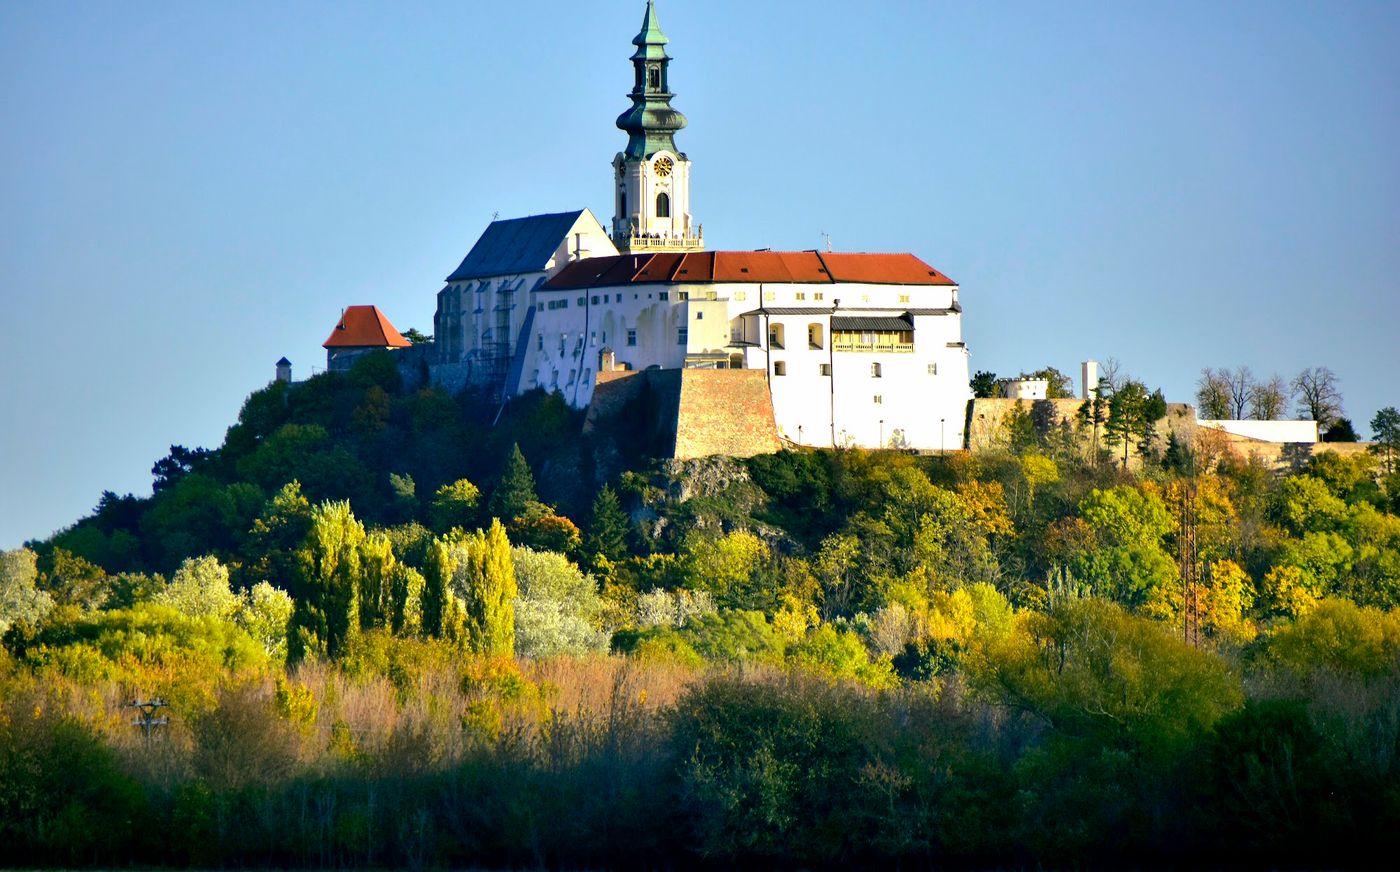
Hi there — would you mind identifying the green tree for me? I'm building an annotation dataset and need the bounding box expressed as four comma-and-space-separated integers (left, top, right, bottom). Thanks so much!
489, 443, 539, 522
1104, 380, 1166, 466
1031, 366, 1075, 399
155, 555, 240, 620
1371, 406, 1400, 473
467, 520, 517, 657
237, 580, 293, 660
288, 501, 365, 661
0, 548, 53, 635
421, 533, 467, 642
430, 478, 480, 532
511, 546, 607, 657
970, 370, 999, 398
356, 531, 398, 630
583, 483, 630, 563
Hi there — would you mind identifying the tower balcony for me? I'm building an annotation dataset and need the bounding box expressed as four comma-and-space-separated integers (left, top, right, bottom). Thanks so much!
614, 227, 705, 253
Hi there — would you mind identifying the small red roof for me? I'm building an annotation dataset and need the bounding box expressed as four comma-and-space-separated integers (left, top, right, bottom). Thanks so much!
323, 305, 413, 349
544, 251, 955, 289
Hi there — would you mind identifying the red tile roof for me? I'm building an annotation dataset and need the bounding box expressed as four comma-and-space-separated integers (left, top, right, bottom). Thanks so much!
323, 305, 413, 349
544, 251, 956, 289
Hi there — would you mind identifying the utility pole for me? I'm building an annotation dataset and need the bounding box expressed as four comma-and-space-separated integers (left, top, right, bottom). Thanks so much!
127, 697, 169, 738
1177, 480, 1201, 648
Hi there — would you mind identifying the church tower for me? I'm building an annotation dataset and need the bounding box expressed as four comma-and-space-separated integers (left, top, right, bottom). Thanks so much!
612, 2, 702, 253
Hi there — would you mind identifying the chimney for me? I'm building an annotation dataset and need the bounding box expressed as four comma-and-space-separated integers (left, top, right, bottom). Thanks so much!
1081, 360, 1099, 399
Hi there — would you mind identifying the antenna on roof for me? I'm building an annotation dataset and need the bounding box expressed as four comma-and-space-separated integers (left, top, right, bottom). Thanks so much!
338, 307, 346, 330
821, 231, 832, 253
492, 211, 500, 221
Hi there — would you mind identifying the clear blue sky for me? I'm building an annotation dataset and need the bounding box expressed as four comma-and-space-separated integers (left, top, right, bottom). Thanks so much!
2, 0, 1397, 548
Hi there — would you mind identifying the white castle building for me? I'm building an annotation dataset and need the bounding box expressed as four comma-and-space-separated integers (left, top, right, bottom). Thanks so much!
432, 2, 971, 451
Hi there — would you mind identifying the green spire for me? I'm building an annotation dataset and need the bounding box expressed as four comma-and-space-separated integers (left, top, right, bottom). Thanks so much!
616, 1, 687, 159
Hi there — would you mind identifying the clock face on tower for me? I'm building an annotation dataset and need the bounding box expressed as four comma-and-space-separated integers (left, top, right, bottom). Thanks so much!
653, 156, 673, 178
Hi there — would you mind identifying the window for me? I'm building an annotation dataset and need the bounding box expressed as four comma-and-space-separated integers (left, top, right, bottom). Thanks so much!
927, 363, 937, 375
678, 326, 688, 344
648, 67, 660, 89
796, 292, 806, 301
656, 192, 670, 218
695, 311, 704, 320
577, 297, 585, 306
627, 328, 637, 346
774, 361, 787, 376
537, 334, 543, 351
764, 290, 776, 301
808, 323, 824, 349
813, 292, 824, 301
820, 363, 831, 376
591, 295, 600, 305
899, 294, 911, 303
871, 362, 882, 378
591, 331, 597, 346
768, 323, 785, 349
874, 395, 883, 404
678, 291, 689, 301
659, 291, 669, 301
735, 291, 747, 301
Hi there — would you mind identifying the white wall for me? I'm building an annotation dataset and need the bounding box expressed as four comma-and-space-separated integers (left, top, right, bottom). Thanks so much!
1199, 419, 1320, 444
524, 279, 970, 451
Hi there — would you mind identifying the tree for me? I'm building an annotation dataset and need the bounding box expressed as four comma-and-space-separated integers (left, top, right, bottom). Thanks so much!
455, 520, 517, 657
1104, 380, 1166, 466
288, 501, 365, 661
489, 443, 539, 522
583, 483, 630, 563
1371, 407, 1400, 473
1224, 365, 1255, 420
1248, 373, 1290, 420
1292, 366, 1344, 429
1322, 418, 1358, 443
0, 548, 53, 635
1195, 368, 1231, 419
356, 531, 398, 630
430, 478, 480, 532
1030, 367, 1074, 399
155, 555, 240, 620
511, 546, 608, 658
237, 581, 294, 660
421, 533, 467, 642
970, 370, 999, 399
401, 327, 432, 345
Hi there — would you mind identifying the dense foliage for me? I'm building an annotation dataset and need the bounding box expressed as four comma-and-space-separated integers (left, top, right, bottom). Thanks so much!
5, 361, 1400, 868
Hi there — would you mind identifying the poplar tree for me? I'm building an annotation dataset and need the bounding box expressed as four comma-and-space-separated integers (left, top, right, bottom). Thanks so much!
422, 533, 467, 642
469, 519, 517, 657
357, 531, 397, 630
289, 500, 365, 661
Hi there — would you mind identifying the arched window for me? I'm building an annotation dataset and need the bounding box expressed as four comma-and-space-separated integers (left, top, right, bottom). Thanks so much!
656, 192, 670, 218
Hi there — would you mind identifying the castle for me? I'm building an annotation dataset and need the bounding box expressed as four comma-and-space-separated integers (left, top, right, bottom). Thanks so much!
322, 2, 974, 456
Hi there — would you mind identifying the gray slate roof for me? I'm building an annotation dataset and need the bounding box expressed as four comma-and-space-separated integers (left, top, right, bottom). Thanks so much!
832, 315, 913, 332
447, 210, 584, 282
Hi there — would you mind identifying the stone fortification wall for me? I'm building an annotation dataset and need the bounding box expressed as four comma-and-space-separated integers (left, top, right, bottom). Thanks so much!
966, 397, 1198, 464
1206, 431, 1375, 471
583, 368, 779, 460
673, 370, 782, 460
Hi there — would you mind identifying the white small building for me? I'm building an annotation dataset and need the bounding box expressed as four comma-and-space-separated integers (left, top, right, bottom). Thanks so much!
1003, 377, 1048, 400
